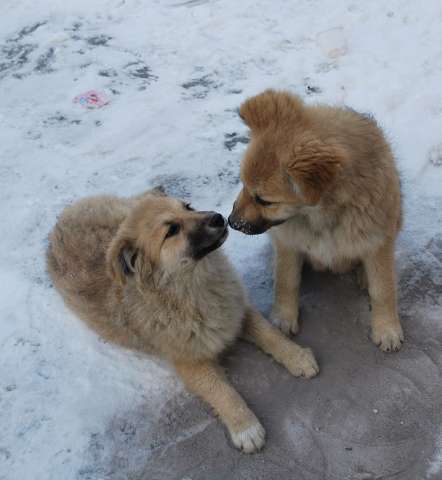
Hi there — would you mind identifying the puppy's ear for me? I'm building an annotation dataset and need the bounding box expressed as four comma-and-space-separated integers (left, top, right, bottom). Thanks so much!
106, 234, 138, 286
285, 139, 348, 204
134, 185, 167, 203
150, 185, 166, 196
239, 90, 304, 132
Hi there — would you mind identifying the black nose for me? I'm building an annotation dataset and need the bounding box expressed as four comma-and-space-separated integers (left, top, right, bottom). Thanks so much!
208, 213, 225, 228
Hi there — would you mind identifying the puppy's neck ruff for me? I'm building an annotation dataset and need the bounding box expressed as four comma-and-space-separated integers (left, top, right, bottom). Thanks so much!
147, 250, 223, 297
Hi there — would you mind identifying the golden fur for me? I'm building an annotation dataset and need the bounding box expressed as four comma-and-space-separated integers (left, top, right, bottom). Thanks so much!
47, 188, 319, 453
229, 90, 404, 352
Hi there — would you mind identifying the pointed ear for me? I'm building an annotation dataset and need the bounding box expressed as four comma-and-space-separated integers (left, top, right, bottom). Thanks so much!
285, 139, 348, 204
134, 185, 167, 203
239, 90, 304, 132
150, 185, 166, 196
106, 234, 138, 286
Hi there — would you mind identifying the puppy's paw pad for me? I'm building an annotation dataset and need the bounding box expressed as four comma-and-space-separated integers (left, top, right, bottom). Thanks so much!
288, 348, 319, 378
371, 325, 404, 352
230, 422, 266, 454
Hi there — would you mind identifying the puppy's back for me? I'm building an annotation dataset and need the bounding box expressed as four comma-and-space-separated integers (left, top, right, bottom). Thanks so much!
309, 105, 391, 158
47, 196, 129, 323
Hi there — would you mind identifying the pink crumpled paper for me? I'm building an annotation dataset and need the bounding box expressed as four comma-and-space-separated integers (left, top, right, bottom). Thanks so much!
74, 90, 109, 108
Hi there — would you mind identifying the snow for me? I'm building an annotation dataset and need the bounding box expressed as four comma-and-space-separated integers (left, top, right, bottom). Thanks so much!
0, 0, 441, 479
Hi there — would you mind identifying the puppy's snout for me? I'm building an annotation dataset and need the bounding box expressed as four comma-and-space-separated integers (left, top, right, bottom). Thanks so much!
228, 210, 243, 230
207, 213, 225, 229
189, 211, 228, 260
227, 212, 270, 235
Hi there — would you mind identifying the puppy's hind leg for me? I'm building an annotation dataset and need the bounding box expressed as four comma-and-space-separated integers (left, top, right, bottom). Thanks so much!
174, 359, 265, 453
242, 308, 319, 378
363, 239, 404, 352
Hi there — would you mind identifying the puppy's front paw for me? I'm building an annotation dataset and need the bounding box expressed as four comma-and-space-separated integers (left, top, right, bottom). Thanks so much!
271, 306, 300, 336
230, 421, 266, 454
371, 322, 404, 352
286, 347, 319, 378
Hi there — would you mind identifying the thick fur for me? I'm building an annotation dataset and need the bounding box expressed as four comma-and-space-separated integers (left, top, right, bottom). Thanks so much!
229, 90, 404, 352
47, 189, 319, 453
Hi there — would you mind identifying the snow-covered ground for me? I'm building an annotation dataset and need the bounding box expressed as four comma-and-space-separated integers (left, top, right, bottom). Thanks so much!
1, 1, 441, 479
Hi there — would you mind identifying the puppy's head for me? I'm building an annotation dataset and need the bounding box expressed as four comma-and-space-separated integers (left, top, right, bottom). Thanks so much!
229, 90, 347, 235
107, 188, 228, 286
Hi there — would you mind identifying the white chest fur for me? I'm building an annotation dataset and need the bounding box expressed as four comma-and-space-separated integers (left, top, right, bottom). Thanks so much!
270, 205, 384, 268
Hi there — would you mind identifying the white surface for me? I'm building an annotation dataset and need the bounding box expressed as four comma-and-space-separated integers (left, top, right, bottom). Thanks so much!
0, 0, 441, 479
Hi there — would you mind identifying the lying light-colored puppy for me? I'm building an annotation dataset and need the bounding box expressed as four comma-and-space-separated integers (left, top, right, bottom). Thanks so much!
47, 188, 319, 453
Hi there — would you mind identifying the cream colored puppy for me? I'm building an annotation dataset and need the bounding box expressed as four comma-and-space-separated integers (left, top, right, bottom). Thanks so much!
47, 188, 319, 453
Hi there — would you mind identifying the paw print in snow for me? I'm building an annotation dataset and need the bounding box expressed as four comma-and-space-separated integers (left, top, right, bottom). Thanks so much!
316, 27, 348, 59
428, 144, 442, 166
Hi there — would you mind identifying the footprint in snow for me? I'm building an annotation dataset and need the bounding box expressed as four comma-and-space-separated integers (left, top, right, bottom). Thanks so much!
428, 144, 442, 167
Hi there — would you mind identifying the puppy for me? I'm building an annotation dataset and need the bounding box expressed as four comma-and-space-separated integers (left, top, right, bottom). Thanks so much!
47, 188, 319, 453
229, 90, 404, 352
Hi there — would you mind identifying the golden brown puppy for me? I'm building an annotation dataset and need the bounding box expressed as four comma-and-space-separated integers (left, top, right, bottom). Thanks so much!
229, 90, 404, 352
47, 188, 319, 453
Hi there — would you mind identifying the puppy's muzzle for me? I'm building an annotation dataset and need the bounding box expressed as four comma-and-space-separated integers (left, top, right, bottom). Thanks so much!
207, 212, 225, 229
228, 212, 285, 235
189, 212, 228, 259
228, 215, 263, 235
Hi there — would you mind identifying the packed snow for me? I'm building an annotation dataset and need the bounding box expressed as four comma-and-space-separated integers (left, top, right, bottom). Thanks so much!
0, 0, 441, 479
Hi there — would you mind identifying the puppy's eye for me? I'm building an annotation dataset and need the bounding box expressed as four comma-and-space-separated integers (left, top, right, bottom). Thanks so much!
184, 203, 194, 211
165, 223, 181, 238
255, 195, 273, 206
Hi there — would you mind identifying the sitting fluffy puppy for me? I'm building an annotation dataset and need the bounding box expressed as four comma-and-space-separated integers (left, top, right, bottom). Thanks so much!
47, 188, 318, 453
229, 90, 404, 352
